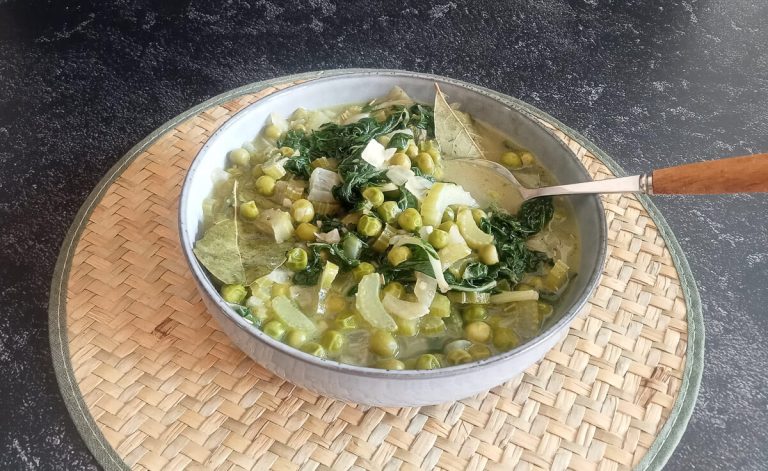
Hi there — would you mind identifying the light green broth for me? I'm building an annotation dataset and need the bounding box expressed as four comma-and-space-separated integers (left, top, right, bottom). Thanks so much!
194, 86, 580, 370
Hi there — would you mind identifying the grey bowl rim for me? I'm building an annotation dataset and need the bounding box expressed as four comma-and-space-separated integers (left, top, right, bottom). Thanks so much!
178, 70, 608, 380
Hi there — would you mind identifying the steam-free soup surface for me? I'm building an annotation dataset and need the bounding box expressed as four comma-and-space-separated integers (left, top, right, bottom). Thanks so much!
193, 86, 579, 370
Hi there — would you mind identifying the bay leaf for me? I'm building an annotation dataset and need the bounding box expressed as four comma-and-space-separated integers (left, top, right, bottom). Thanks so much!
239, 228, 293, 282
433, 84, 485, 160
194, 220, 291, 285
193, 219, 247, 285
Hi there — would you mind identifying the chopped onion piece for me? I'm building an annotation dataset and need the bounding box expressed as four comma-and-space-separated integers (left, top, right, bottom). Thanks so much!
315, 228, 341, 244
270, 112, 289, 133
266, 267, 293, 284
361, 139, 396, 169
383, 294, 429, 320
386, 167, 434, 201
308, 167, 341, 203
382, 273, 437, 322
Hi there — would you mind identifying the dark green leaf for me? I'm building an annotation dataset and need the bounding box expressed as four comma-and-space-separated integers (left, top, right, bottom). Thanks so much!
387, 132, 411, 151
396, 187, 419, 211
379, 243, 436, 284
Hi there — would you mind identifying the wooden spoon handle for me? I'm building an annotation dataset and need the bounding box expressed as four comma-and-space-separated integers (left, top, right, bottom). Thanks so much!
651, 154, 768, 194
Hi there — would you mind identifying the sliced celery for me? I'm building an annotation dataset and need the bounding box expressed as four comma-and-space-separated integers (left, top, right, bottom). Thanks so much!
420, 182, 477, 227
355, 274, 397, 331
271, 296, 316, 333
456, 208, 494, 249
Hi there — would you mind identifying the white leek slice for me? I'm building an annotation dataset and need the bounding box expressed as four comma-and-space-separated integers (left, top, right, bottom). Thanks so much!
420, 182, 478, 226
361, 139, 396, 169
414, 272, 437, 305
355, 274, 397, 331
382, 272, 437, 320
316, 261, 339, 315
308, 167, 341, 203
271, 296, 316, 333
383, 294, 429, 320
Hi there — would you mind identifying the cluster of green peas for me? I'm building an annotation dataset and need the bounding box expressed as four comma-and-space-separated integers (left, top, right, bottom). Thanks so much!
366, 301, 525, 371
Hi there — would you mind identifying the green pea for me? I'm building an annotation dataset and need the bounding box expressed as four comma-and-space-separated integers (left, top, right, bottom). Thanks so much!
220, 284, 247, 304
420, 316, 446, 336
397, 208, 422, 232
229, 148, 251, 166
493, 327, 520, 351
501, 151, 522, 168
369, 329, 398, 357
285, 248, 308, 271
255, 175, 276, 196
389, 152, 411, 168
264, 124, 281, 140
290, 199, 315, 223
286, 330, 307, 348
387, 246, 411, 267
415, 152, 435, 175
295, 222, 318, 242
428, 229, 449, 250
381, 281, 405, 299
362, 187, 385, 208
377, 201, 401, 224
352, 262, 376, 281
446, 349, 473, 366
321, 330, 345, 356
415, 354, 441, 370
520, 151, 535, 166
429, 293, 451, 318
395, 317, 419, 337
376, 358, 406, 370
239, 200, 260, 220
468, 344, 491, 360
465, 321, 492, 343
357, 215, 383, 237
263, 320, 286, 340
462, 304, 487, 322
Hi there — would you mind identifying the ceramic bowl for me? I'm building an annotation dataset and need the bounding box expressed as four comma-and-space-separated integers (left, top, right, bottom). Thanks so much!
179, 71, 606, 406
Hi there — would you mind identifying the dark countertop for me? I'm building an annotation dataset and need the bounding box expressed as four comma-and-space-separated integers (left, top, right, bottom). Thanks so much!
1, 1, 766, 469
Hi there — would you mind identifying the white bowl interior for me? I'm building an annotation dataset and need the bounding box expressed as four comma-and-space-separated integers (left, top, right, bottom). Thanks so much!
181, 73, 604, 359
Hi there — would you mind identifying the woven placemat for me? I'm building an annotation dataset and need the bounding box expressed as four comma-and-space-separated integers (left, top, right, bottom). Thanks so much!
49, 70, 703, 471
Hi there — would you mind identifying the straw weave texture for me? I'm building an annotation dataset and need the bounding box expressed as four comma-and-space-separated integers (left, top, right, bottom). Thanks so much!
65, 85, 687, 471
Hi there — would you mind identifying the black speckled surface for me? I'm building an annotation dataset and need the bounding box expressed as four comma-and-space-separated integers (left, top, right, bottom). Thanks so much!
1, 1, 766, 469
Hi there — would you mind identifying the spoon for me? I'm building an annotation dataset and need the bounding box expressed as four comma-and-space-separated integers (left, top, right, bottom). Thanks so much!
443, 154, 768, 212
